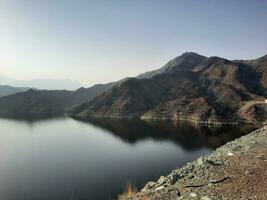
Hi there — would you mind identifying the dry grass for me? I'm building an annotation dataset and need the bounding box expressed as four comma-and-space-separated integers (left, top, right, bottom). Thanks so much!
118, 182, 137, 200
118, 182, 150, 200
124, 182, 138, 197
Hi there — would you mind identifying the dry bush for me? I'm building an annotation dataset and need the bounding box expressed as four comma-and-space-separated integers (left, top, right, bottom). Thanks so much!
118, 182, 150, 200
118, 182, 137, 200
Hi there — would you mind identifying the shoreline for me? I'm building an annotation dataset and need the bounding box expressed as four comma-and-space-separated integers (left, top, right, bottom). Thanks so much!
68, 113, 264, 127
118, 127, 267, 200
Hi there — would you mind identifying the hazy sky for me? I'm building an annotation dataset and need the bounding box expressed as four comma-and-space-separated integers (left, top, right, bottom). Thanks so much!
0, 0, 267, 87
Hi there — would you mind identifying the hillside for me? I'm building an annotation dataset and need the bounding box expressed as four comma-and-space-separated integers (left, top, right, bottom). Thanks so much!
69, 53, 267, 124
0, 81, 118, 115
0, 85, 30, 97
0, 89, 73, 115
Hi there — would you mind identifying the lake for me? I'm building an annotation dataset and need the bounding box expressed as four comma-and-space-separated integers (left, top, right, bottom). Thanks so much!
0, 116, 256, 200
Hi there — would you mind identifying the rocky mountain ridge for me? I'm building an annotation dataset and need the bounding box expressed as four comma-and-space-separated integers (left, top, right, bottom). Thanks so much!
0, 52, 266, 123
69, 53, 267, 124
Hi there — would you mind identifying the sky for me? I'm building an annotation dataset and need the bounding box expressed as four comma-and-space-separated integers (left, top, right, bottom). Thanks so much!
0, 0, 267, 87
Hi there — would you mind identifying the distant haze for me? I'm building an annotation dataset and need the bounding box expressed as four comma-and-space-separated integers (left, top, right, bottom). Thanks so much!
0, 0, 267, 86
0, 74, 81, 90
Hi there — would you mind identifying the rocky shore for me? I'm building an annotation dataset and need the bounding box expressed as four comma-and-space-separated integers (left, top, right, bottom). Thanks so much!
119, 127, 267, 200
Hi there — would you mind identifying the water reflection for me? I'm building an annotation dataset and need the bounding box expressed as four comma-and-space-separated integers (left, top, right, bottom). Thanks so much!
0, 114, 65, 124
73, 117, 256, 149
0, 116, 257, 200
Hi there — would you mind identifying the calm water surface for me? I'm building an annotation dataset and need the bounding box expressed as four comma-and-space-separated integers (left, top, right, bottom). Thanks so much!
0, 116, 255, 200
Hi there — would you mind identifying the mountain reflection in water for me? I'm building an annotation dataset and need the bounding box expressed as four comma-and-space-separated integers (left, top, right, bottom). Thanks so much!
75, 117, 256, 150
0, 116, 256, 200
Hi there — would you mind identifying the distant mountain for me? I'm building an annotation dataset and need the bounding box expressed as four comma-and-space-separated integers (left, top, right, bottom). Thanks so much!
0, 80, 120, 115
0, 85, 30, 97
0, 74, 81, 90
69, 52, 267, 124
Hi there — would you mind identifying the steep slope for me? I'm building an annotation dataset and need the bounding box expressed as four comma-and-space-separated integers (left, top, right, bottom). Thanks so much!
70, 53, 267, 124
0, 85, 30, 97
245, 54, 267, 95
141, 83, 218, 122
69, 70, 199, 117
70, 78, 168, 117
143, 56, 267, 122
199, 58, 263, 113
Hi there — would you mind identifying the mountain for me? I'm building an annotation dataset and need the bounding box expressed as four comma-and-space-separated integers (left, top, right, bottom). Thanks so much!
69, 53, 267, 124
0, 89, 73, 115
244, 54, 267, 94
137, 52, 207, 79
0, 81, 119, 115
0, 85, 30, 97
0, 74, 81, 90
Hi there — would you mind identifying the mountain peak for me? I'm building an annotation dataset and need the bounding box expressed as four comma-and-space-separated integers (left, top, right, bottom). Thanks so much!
169, 51, 206, 63
137, 52, 207, 79
181, 52, 203, 57
162, 52, 207, 71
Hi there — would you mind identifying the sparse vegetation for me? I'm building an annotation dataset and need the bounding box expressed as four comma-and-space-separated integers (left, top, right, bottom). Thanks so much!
118, 182, 138, 200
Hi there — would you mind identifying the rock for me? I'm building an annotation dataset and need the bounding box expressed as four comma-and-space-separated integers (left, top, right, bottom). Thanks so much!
170, 173, 179, 184
206, 159, 224, 166
141, 181, 156, 192
157, 176, 166, 185
146, 181, 156, 188
174, 182, 184, 194
197, 156, 204, 166
245, 171, 252, 175
189, 175, 194, 179
154, 185, 165, 191
201, 196, 212, 200
227, 151, 234, 156
256, 154, 264, 159
190, 193, 198, 198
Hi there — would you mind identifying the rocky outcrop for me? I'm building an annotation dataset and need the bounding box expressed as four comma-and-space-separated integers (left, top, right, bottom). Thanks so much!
119, 127, 267, 200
